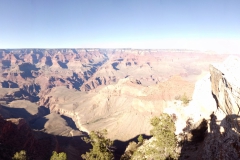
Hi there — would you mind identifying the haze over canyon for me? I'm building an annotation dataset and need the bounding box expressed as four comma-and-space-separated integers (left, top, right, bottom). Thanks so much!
0, 48, 239, 159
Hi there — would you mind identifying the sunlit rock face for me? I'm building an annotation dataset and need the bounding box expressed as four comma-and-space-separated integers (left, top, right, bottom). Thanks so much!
199, 56, 240, 160
162, 57, 240, 160
164, 74, 217, 135
210, 56, 240, 115
168, 56, 240, 136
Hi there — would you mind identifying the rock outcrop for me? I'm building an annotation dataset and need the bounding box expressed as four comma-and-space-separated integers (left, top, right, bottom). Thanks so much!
141, 56, 240, 160
178, 56, 240, 160
203, 56, 240, 160
210, 56, 240, 115
0, 116, 89, 160
0, 100, 47, 122
164, 74, 218, 135
0, 117, 52, 159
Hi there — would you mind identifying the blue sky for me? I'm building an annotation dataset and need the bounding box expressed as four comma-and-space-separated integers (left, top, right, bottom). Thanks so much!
0, 0, 240, 53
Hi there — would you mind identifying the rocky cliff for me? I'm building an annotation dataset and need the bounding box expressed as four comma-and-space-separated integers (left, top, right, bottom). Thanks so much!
131, 56, 240, 160
0, 115, 90, 160
182, 56, 240, 159
178, 56, 240, 160
210, 56, 240, 115
0, 117, 52, 159
205, 56, 240, 160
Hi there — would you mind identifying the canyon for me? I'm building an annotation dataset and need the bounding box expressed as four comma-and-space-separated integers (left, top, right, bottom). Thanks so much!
0, 48, 238, 159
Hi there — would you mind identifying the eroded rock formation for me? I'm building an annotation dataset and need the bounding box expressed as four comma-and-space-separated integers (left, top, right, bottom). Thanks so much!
39, 77, 194, 141
178, 56, 240, 160
210, 56, 240, 115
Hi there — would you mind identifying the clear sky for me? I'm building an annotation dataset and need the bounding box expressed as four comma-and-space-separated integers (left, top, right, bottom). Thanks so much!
0, 0, 240, 53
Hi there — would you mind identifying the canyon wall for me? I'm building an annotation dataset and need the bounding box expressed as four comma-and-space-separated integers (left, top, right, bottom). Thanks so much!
210, 56, 240, 116
180, 56, 240, 159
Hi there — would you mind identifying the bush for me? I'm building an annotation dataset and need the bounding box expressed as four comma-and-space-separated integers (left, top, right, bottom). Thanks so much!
12, 150, 26, 160
180, 93, 190, 105
132, 113, 178, 160
50, 151, 67, 160
120, 142, 138, 160
81, 129, 114, 160
137, 135, 144, 144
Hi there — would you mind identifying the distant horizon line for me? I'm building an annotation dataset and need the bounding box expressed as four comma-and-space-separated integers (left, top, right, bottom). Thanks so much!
0, 48, 206, 51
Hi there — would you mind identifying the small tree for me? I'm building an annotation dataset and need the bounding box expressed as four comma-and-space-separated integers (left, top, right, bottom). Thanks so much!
137, 135, 144, 144
132, 113, 178, 160
12, 150, 26, 160
180, 93, 190, 105
81, 129, 114, 160
50, 151, 67, 160
120, 142, 138, 160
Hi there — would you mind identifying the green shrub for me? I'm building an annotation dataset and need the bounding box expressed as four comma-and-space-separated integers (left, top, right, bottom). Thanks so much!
50, 151, 67, 160
12, 150, 26, 160
132, 113, 178, 160
180, 93, 190, 105
120, 141, 138, 160
81, 129, 114, 160
137, 135, 144, 144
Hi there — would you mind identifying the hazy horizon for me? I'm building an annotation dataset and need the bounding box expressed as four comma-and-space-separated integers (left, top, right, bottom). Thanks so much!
1, 0, 240, 54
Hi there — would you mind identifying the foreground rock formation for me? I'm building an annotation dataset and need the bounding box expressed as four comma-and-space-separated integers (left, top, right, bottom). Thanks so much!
205, 56, 240, 160
162, 56, 240, 160
0, 115, 90, 160
0, 117, 53, 159
210, 56, 240, 115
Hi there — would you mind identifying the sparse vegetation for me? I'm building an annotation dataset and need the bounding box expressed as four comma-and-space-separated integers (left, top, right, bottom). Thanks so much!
50, 151, 67, 160
120, 142, 138, 160
131, 113, 178, 160
81, 129, 114, 160
120, 138, 145, 160
175, 93, 191, 105
137, 134, 144, 144
180, 93, 190, 105
12, 150, 26, 160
